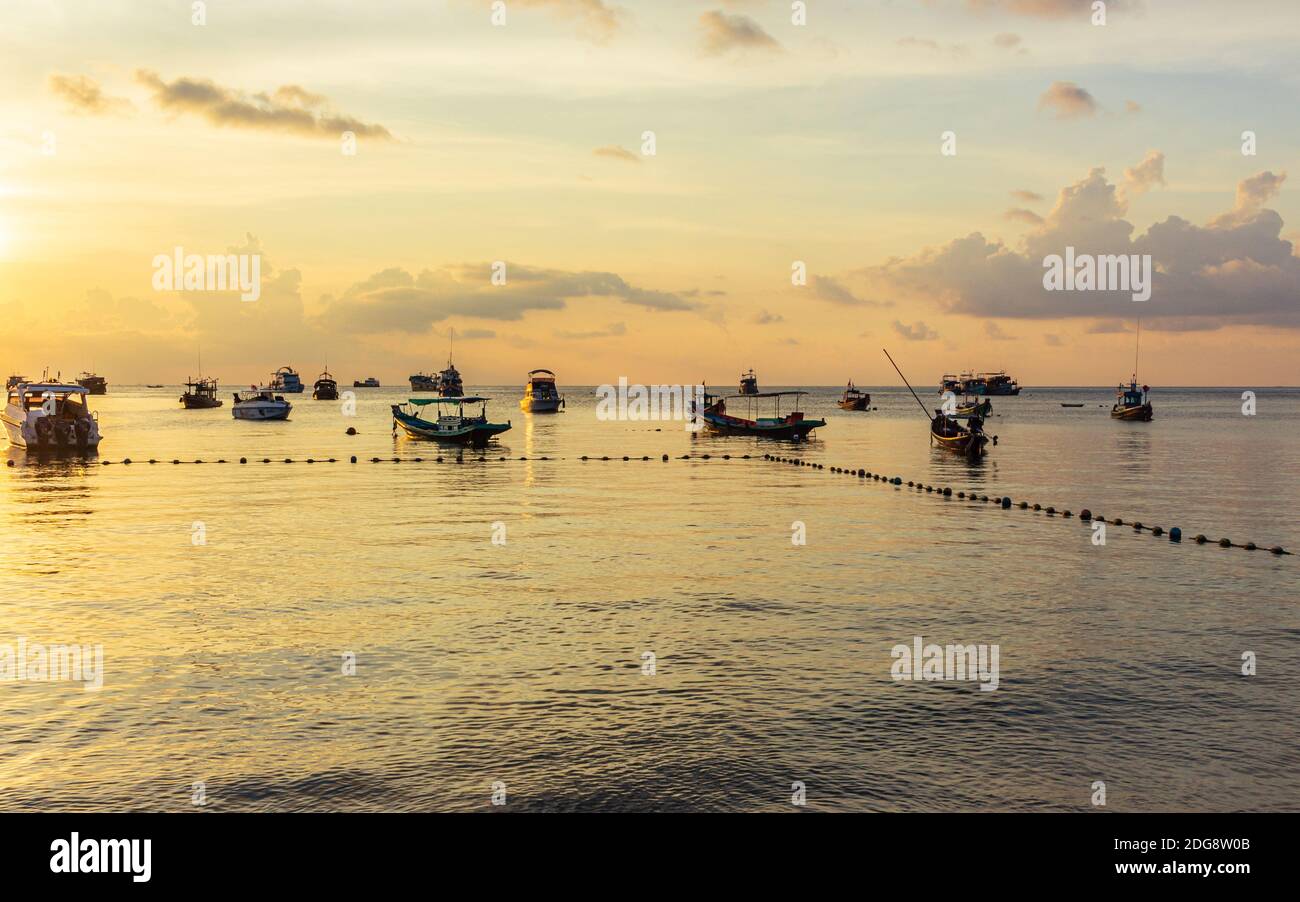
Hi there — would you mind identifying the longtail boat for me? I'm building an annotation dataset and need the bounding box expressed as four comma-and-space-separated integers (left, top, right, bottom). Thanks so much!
930, 412, 990, 458
699, 390, 824, 440
838, 381, 870, 411
392, 396, 511, 448
955, 397, 992, 417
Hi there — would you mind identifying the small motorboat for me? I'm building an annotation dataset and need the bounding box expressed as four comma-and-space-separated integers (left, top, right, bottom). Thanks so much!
232, 387, 292, 420
3, 377, 103, 450
76, 372, 107, 394
269, 366, 305, 393
1111, 378, 1153, 421
312, 370, 339, 400
353, 377, 381, 388
838, 381, 870, 411
738, 368, 759, 396
519, 369, 564, 413
392, 396, 510, 448
698, 390, 825, 440
180, 377, 223, 409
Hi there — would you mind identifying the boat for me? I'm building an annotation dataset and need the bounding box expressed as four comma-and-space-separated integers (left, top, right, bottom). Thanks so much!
956, 397, 992, 417
353, 377, 381, 388
391, 396, 511, 448
269, 366, 304, 393
231, 387, 292, 420
1111, 378, 1153, 421
1061, 402, 1085, 408
519, 369, 564, 413
964, 371, 1020, 396
3, 377, 102, 450
312, 370, 339, 400
930, 411, 990, 457
76, 372, 108, 394
698, 390, 825, 440
409, 372, 438, 391
939, 374, 963, 394
146, 384, 165, 389
430, 328, 465, 397
180, 377, 223, 409
838, 381, 870, 411
739, 369, 759, 396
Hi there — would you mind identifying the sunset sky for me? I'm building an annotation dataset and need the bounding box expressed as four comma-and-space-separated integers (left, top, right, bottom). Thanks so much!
1, 0, 1297, 386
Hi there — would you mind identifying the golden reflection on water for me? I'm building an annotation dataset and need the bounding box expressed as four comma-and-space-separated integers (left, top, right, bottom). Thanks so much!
1, 387, 1297, 810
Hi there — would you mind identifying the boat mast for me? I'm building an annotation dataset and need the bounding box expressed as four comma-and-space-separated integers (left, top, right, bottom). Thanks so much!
1134, 316, 1141, 381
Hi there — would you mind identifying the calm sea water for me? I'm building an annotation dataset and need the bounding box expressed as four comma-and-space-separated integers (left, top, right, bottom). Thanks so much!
2, 384, 1297, 811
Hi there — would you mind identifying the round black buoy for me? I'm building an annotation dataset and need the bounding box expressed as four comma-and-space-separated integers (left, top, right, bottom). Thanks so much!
1080, 509, 1091, 520
859, 469, 866, 478
1018, 501, 1028, 510
240, 457, 247, 464
1151, 526, 1163, 536
662, 454, 669, 461
123, 458, 132, 465
307, 458, 314, 464
958, 491, 965, 498
1045, 506, 1056, 515
1063, 511, 1072, 518
1195, 534, 1207, 544
263, 458, 270, 463
943, 487, 952, 496
1244, 541, 1256, 550
5, 460, 12, 467
623, 456, 629, 461
350, 456, 357, 463
1270, 546, 1285, 555
1169, 527, 1182, 542
1219, 538, 1232, 547
1113, 517, 1124, 526
1032, 504, 1041, 511
1133, 522, 1143, 531
346, 427, 357, 435
285, 459, 294, 464
1000, 497, 1011, 509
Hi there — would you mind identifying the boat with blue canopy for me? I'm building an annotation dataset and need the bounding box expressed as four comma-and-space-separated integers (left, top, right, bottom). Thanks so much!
391, 396, 511, 448
698, 390, 825, 440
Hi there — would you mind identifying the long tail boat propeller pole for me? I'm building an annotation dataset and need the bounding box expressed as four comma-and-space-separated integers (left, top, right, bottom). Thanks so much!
882, 348, 933, 420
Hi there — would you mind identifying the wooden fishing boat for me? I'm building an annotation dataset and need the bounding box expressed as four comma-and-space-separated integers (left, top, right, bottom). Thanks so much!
391, 396, 511, 448
1111, 379, 1152, 421
955, 397, 992, 417
838, 381, 870, 411
930, 412, 990, 457
699, 391, 825, 440
180, 376, 222, 409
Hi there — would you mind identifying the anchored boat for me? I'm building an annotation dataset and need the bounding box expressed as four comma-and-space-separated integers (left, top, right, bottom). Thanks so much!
353, 377, 380, 388
955, 397, 992, 418
520, 369, 564, 413
232, 387, 292, 420
699, 390, 825, 440
3, 377, 103, 450
312, 370, 339, 400
391, 396, 511, 448
180, 377, 223, 409
838, 381, 870, 411
930, 412, 990, 458
409, 372, 438, 391
269, 366, 304, 393
738, 368, 759, 396
76, 371, 108, 394
1111, 378, 1153, 421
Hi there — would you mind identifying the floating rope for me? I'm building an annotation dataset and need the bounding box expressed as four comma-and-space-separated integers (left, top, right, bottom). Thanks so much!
762, 454, 1290, 556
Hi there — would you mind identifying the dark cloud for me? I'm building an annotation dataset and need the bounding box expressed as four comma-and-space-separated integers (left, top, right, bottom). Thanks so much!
811, 275, 886, 307
48, 74, 134, 115
1038, 81, 1097, 119
1011, 189, 1043, 203
134, 70, 392, 141
893, 320, 940, 341
856, 161, 1300, 329
324, 264, 698, 334
593, 145, 639, 163
699, 11, 780, 55
1003, 208, 1044, 225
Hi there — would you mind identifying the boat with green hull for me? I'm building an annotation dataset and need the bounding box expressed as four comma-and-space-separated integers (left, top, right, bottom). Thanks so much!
699, 390, 825, 440
391, 396, 511, 448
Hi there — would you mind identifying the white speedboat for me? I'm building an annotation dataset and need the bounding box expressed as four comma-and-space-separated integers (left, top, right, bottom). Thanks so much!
231, 387, 292, 420
3, 379, 103, 450
519, 369, 564, 413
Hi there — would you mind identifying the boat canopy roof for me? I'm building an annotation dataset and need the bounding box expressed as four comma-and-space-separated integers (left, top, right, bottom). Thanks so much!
527, 369, 555, 377
14, 382, 89, 394
408, 396, 490, 405
723, 390, 808, 399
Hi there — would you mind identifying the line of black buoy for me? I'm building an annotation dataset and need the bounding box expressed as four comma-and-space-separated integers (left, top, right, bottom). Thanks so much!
20, 452, 755, 469
761, 454, 1290, 556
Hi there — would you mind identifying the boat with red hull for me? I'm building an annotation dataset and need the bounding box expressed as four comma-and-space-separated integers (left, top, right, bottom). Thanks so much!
699, 390, 825, 440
